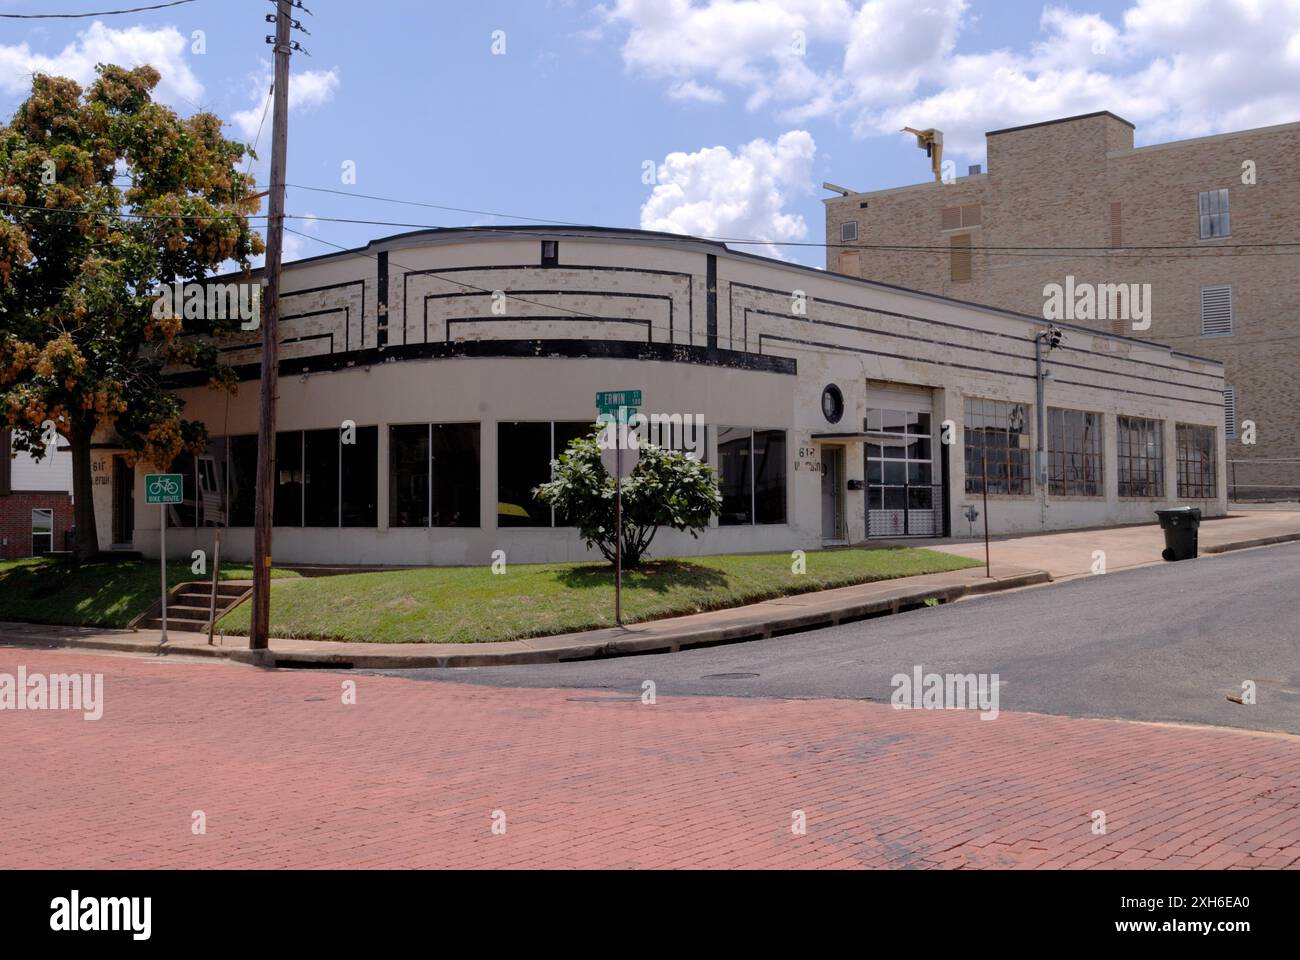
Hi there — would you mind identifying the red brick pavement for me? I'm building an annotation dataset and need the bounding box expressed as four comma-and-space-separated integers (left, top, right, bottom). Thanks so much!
1, 647, 1298, 869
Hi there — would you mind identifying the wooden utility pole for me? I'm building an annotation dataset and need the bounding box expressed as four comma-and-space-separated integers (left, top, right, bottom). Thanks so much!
249, 0, 294, 650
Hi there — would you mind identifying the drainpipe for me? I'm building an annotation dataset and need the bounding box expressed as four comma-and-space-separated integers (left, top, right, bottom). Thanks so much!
1035, 326, 1062, 525
1036, 332, 1047, 488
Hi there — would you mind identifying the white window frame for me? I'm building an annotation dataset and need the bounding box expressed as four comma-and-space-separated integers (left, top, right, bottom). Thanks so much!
1198, 188, 1230, 239
840, 220, 858, 242
31, 507, 54, 555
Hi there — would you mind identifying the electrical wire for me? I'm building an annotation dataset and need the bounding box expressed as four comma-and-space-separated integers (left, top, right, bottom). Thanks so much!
0, 0, 197, 18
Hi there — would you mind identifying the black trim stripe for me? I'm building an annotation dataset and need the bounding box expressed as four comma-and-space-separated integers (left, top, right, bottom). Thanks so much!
164, 338, 796, 388
741, 305, 1221, 403
757, 333, 1223, 410
730, 281, 1223, 385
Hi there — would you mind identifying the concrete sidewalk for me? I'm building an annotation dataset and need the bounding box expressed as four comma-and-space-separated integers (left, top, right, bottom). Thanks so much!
900, 509, 1300, 580
0, 564, 1048, 669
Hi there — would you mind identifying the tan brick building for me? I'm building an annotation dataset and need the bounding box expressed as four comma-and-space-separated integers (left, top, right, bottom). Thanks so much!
825, 111, 1300, 498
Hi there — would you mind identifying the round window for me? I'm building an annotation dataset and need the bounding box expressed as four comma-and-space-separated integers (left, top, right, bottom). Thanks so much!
821, 384, 845, 424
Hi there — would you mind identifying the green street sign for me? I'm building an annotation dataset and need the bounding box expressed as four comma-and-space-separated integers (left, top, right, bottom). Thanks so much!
145, 473, 184, 505
596, 389, 641, 413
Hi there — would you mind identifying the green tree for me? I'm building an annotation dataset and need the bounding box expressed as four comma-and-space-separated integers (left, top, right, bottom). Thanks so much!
0, 65, 263, 561
534, 427, 721, 567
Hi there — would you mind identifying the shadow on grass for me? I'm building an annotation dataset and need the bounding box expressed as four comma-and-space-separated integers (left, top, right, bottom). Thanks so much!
553, 559, 731, 594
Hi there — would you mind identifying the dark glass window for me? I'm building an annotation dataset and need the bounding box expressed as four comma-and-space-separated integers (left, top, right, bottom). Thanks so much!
167, 450, 197, 528
1117, 416, 1164, 497
552, 422, 595, 528
1176, 423, 1217, 499
341, 426, 378, 527
431, 423, 480, 527
753, 429, 787, 524
964, 398, 1032, 495
1047, 408, 1102, 497
273, 431, 303, 526
303, 428, 340, 527
389, 425, 430, 528
228, 435, 258, 527
717, 426, 752, 525
197, 442, 226, 528
498, 422, 552, 527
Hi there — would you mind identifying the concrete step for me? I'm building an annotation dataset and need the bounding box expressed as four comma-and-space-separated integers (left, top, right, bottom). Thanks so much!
141, 617, 209, 632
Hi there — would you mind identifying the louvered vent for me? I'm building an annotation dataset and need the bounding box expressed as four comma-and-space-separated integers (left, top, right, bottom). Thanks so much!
1201, 285, 1233, 336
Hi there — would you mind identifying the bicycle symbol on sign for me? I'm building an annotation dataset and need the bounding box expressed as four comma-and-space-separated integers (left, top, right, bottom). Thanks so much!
148, 476, 180, 498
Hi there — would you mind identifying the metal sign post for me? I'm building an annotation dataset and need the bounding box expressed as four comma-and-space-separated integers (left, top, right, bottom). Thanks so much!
145, 473, 184, 644
981, 453, 991, 579
597, 391, 641, 628
616, 441, 622, 625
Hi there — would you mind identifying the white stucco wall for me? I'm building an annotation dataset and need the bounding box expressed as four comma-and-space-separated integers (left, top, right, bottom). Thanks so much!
120, 228, 1227, 564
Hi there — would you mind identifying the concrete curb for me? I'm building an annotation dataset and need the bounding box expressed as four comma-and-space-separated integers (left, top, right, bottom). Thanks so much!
1200, 531, 1300, 554
1, 569, 1050, 670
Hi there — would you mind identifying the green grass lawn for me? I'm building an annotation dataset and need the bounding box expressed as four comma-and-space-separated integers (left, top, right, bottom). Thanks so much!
217, 547, 981, 644
0, 557, 298, 629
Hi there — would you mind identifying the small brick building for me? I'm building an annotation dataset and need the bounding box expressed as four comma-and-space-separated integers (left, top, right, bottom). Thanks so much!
0, 429, 75, 560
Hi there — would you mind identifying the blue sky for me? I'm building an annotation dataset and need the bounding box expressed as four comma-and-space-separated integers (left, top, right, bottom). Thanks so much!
2, 0, 1298, 268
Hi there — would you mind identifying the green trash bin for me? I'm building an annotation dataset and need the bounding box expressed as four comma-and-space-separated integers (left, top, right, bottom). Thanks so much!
1155, 506, 1201, 561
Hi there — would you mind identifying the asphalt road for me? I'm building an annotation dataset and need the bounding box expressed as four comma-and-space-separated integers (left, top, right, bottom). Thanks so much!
374, 541, 1300, 734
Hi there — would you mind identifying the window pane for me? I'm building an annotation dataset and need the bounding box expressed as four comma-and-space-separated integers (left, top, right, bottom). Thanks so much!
389, 425, 430, 528
228, 435, 258, 527
881, 409, 909, 434
753, 430, 786, 524
304, 428, 340, 527
964, 397, 1032, 495
198, 441, 228, 528
166, 451, 197, 528
273, 431, 303, 527
717, 427, 752, 525
1117, 416, 1164, 497
552, 422, 595, 527
498, 422, 552, 527
341, 425, 378, 527
431, 423, 480, 527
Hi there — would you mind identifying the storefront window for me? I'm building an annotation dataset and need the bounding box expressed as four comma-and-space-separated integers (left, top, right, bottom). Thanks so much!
1117, 416, 1163, 497
964, 398, 1032, 495
1176, 423, 1217, 499
1047, 408, 1102, 497
718, 427, 787, 526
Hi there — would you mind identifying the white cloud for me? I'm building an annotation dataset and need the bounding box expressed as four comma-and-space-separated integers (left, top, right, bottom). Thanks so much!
230, 65, 340, 143
0, 21, 203, 105
667, 79, 727, 103
607, 0, 1300, 156
640, 130, 816, 258
606, 0, 852, 117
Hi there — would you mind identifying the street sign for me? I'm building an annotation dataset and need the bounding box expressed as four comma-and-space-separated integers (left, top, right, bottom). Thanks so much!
144, 473, 182, 645
603, 406, 638, 422
145, 473, 183, 505
596, 389, 641, 413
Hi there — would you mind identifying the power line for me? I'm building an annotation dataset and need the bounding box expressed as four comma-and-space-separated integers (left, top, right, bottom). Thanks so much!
0, 0, 197, 17
281, 182, 1300, 254
286, 215, 1300, 259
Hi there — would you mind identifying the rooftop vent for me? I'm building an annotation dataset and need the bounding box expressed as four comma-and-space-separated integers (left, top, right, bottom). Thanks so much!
968, 164, 982, 175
